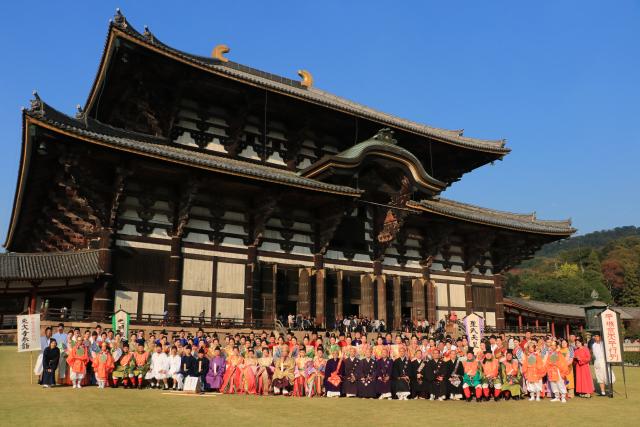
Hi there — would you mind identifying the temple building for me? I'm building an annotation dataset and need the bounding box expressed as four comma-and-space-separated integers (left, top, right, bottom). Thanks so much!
0, 11, 575, 330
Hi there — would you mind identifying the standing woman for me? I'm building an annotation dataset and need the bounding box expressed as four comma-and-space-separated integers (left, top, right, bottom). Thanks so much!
42, 339, 60, 388
573, 338, 595, 397
220, 346, 243, 394
559, 339, 575, 398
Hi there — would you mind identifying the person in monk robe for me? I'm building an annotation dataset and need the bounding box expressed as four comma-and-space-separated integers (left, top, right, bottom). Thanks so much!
342, 346, 359, 397
195, 348, 210, 391
409, 349, 429, 399
375, 348, 393, 399
42, 339, 60, 388
445, 350, 464, 400
392, 345, 411, 400
206, 346, 225, 392
500, 350, 522, 400
67, 338, 89, 389
356, 347, 377, 398
426, 349, 449, 401
272, 346, 295, 395
573, 338, 595, 397
324, 348, 344, 398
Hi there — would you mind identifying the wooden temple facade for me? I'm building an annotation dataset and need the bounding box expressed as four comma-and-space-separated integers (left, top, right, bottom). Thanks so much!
0, 11, 575, 330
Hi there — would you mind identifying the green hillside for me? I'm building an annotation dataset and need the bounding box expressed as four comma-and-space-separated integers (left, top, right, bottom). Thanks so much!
506, 226, 640, 308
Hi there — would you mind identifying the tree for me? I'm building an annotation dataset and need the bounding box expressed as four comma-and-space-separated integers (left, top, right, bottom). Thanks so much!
621, 267, 640, 307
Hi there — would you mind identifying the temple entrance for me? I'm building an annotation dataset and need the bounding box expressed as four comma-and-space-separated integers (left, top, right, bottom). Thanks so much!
275, 267, 298, 320
346, 304, 360, 317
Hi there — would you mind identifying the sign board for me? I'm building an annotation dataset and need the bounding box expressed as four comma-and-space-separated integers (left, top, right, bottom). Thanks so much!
600, 308, 622, 363
183, 376, 202, 393
112, 309, 130, 339
17, 314, 41, 353
462, 312, 484, 349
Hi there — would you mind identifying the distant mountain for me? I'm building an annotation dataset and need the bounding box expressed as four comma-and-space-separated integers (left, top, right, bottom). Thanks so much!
535, 226, 640, 258
506, 226, 640, 312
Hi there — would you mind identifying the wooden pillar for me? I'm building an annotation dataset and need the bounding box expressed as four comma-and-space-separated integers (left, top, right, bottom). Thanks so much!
360, 274, 374, 319
423, 268, 436, 325
493, 274, 506, 329
314, 254, 325, 328
464, 271, 473, 314
535, 318, 539, 329
244, 245, 258, 322
166, 236, 182, 322
551, 320, 556, 337
29, 284, 38, 314
272, 263, 278, 321
565, 323, 570, 338
393, 276, 402, 330
412, 278, 426, 321
373, 261, 385, 322
518, 314, 523, 331
298, 267, 311, 317
579, 324, 584, 332
92, 228, 114, 315
336, 271, 344, 320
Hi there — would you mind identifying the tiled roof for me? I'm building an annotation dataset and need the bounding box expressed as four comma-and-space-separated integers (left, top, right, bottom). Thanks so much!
506, 297, 635, 320
24, 100, 362, 197
409, 198, 575, 235
95, 15, 509, 155
0, 250, 103, 281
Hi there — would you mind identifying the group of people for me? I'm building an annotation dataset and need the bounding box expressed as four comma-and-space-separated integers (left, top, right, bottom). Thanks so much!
37, 322, 613, 403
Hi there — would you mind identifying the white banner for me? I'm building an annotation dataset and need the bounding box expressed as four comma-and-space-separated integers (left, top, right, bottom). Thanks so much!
17, 314, 41, 353
601, 308, 622, 363
463, 312, 484, 349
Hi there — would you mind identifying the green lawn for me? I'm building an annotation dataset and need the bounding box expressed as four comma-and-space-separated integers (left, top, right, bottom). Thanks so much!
0, 346, 638, 426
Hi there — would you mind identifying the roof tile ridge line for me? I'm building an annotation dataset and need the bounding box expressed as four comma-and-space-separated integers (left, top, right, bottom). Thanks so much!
429, 198, 571, 226
112, 21, 509, 152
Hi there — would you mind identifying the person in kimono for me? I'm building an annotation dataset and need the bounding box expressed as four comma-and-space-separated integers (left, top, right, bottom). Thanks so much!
375, 347, 393, 399
272, 346, 295, 395
356, 347, 377, 398
206, 346, 225, 392
293, 344, 311, 397
256, 347, 274, 395
93, 341, 115, 389
544, 341, 569, 403
42, 338, 60, 388
221, 346, 243, 394
238, 349, 257, 395
146, 343, 170, 389
131, 342, 150, 389
392, 345, 411, 400
462, 348, 483, 402
500, 350, 522, 400
522, 343, 544, 401
445, 350, 464, 400
481, 350, 502, 401
342, 346, 359, 397
426, 349, 449, 401
409, 349, 428, 399
112, 342, 135, 388
179, 345, 198, 385
168, 345, 183, 390
574, 338, 595, 397
67, 338, 89, 389
324, 348, 344, 397
306, 347, 326, 397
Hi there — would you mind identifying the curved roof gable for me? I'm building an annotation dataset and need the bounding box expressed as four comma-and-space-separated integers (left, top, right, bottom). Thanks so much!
300, 129, 447, 195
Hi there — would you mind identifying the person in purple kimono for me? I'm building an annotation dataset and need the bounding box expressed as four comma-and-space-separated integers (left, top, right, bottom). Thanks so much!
375, 347, 393, 399
206, 347, 225, 392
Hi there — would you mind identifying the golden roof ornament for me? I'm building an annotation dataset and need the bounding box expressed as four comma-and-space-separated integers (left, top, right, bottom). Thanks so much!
298, 70, 313, 88
212, 44, 230, 63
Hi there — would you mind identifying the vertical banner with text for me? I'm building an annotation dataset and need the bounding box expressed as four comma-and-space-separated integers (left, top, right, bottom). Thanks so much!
17, 314, 41, 353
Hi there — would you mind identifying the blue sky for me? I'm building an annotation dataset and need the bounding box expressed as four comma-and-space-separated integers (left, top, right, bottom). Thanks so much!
1, 1, 638, 245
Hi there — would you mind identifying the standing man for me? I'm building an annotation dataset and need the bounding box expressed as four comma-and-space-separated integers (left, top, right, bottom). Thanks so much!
392, 346, 411, 400
591, 332, 614, 396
